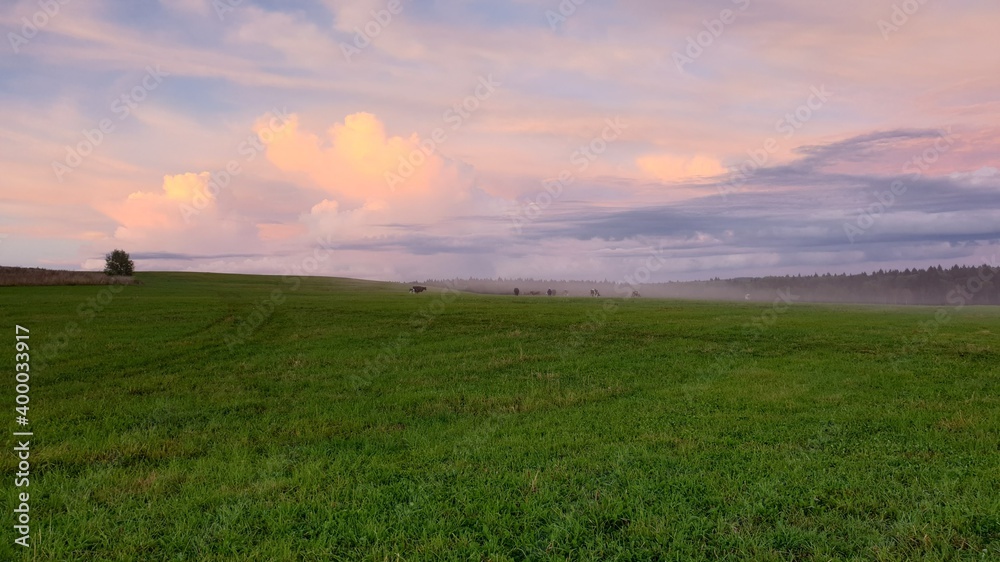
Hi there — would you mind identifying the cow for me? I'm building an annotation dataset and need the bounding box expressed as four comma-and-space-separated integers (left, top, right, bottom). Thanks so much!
528, 291, 541, 296
546, 289, 554, 296
409, 286, 427, 293
590, 289, 601, 297
562, 290, 569, 296
631, 291, 641, 298
514, 288, 520, 296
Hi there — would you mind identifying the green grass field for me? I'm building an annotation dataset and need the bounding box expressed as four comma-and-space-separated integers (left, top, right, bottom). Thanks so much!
2, 272, 999, 560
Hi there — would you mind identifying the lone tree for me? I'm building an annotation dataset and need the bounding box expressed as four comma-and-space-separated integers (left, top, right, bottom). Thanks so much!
104, 249, 134, 276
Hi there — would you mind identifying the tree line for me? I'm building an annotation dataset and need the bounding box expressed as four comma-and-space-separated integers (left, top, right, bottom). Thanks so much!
421, 263, 1000, 306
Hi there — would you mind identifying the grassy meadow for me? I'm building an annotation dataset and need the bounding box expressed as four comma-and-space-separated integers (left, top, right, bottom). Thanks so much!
1, 272, 998, 560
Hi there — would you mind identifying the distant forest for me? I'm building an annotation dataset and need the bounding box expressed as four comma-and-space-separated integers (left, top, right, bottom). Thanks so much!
421, 264, 1000, 306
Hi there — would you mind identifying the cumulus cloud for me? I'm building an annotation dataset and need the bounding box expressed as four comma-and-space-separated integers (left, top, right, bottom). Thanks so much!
258, 111, 502, 240
102, 172, 213, 235
97, 172, 259, 255
257, 112, 444, 199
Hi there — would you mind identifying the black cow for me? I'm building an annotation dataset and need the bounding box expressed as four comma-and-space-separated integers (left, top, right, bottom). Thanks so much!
409, 286, 427, 293
514, 288, 520, 296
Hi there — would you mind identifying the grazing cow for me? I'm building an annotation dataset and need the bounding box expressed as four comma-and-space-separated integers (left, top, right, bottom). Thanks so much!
409, 286, 427, 293
546, 289, 554, 296
631, 291, 641, 298
514, 288, 520, 296
528, 291, 541, 296
590, 289, 601, 297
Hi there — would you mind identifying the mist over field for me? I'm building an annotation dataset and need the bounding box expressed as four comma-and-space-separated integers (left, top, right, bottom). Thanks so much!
425, 263, 1000, 306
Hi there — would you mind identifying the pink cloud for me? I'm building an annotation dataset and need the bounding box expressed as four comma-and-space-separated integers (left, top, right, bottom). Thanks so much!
96, 172, 259, 255
259, 112, 503, 240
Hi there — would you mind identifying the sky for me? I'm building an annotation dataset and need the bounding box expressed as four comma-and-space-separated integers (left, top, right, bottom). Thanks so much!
1, 0, 998, 283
